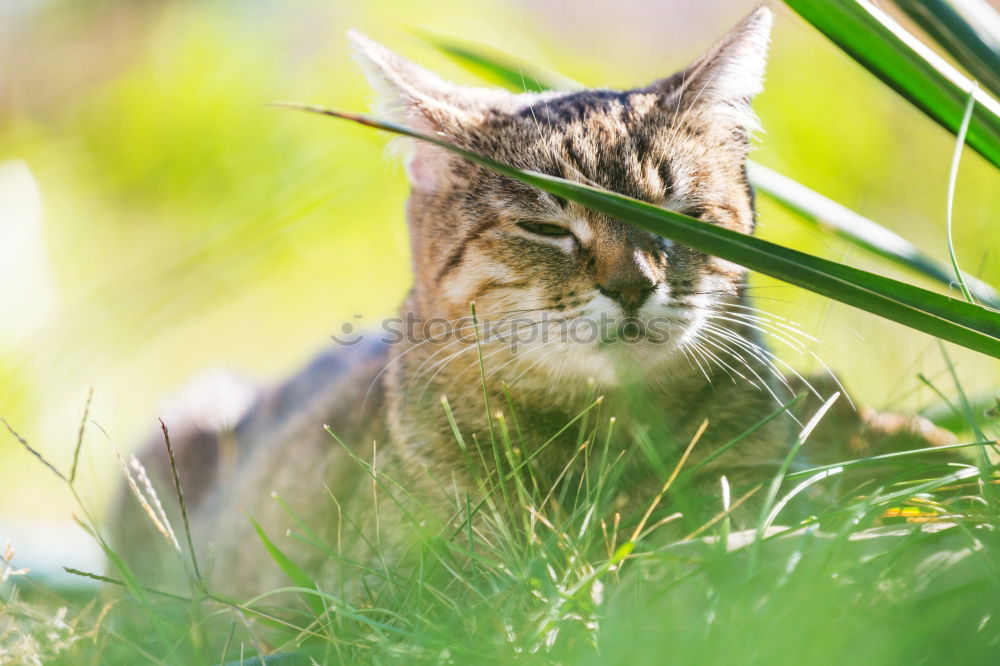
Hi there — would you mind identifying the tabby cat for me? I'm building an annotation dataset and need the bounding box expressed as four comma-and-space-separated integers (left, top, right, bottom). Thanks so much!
117, 7, 952, 598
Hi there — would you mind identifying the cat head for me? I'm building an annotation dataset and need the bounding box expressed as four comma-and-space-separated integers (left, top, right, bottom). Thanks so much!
353, 8, 771, 388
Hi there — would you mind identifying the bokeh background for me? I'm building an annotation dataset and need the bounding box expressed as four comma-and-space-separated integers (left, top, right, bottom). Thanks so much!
2, 0, 998, 568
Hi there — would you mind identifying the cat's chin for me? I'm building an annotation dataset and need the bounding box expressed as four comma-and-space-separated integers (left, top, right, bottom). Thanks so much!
504, 336, 690, 391
597, 339, 690, 379
481, 310, 703, 391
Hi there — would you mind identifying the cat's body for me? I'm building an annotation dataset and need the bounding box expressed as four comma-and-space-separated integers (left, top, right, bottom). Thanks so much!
120, 334, 787, 599
115, 8, 953, 599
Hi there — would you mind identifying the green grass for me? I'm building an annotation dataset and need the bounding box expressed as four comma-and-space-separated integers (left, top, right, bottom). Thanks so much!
2, 360, 999, 665
3, 1, 1000, 664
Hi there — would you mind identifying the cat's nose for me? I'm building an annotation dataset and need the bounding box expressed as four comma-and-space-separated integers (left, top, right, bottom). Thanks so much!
597, 276, 656, 310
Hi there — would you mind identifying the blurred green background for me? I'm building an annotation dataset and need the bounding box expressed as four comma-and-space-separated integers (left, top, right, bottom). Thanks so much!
1, 0, 998, 554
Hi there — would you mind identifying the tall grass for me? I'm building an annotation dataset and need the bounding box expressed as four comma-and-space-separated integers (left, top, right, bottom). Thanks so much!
3, 1, 1000, 664
2, 344, 998, 664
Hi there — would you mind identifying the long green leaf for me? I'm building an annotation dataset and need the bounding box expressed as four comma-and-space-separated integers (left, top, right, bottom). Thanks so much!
420, 33, 1000, 307
276, 103, 1000, 358
921, 390, 999, 432
250, 516, 325, 618
747, 162, 1000, 309
784, 0, 1000, 170
894, 0, 1000, 101
949, 0, 1000, 50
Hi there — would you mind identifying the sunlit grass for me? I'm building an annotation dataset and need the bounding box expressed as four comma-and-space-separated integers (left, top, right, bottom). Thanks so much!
2, 357, 998, 664
3, 0, 1000, 664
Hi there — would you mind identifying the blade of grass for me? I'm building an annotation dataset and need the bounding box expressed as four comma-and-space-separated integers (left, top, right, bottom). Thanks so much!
494, 410, 531, 536
218, 620, 236, 666
629, 419, 709, 545
2, 417, 68, 482
469, 301, 512, 521
921, 390, 999, 431
682, 484, 762, 541
160, 419, 203, 587
945, 84, 978, 303
763, 466, 844, 530
62, 567, 194, 603
683, 393, 805, 479
275, 104, 1000, 358
73, 516, 178, 648
240, 587, 417, 638
785, 438, 996, 480
783, 0, 1000, 170
869, 464, 980, 506
937, 342, 999, 505
950, 0, 1000, 50
748, 393, 840, 574
894, 0, 1000, 100
69, 387, 93, 484
249, 517, 325, 618
747, 162, 1000, 308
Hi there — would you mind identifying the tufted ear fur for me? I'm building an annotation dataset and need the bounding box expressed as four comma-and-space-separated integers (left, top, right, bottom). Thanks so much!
349, 31, 468, 191
349, 31, 520, 191
349, 31, 472, 132
651, 7, 772, 138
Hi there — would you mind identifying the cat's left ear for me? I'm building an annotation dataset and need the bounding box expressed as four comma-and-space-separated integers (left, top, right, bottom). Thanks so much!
652, 7, 772, 137
349, 31, 497, 190
349, 31, 474, 136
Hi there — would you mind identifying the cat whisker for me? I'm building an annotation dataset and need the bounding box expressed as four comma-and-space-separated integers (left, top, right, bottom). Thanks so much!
691, 332, 764, 390
714, 306, 819, 344
503, 338, 567, 388
702, 319, 812, 392
407, 316, 548, 384
364, 312, 554, 408
484, 320, 567, 381
698, 333, 784, 404
414, 342, 503, 403
689, 338, 753, 388
703, 307, 852, 409
677, 344, 704, 382
680, 337, 714, 385
699, 325, 800, 409
412, 317, 564, 399
700, 320, 852, 413
703, 312, 810, 354
407, 338, 475, 388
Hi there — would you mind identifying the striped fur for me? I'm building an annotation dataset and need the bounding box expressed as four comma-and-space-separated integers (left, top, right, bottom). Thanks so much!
115, 9, 954, 600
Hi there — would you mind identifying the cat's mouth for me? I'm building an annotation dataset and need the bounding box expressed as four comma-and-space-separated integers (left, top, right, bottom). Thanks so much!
591, 311, 691, 349
597, 319, 648, 347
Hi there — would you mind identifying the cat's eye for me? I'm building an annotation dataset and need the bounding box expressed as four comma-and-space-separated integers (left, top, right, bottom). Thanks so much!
517, 221, 573, 237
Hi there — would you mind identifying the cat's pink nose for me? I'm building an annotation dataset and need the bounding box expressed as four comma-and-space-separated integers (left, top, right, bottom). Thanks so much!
597, 277, 656, 310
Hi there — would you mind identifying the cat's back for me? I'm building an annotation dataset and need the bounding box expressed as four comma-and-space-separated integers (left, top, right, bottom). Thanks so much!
115, 336, 391, 593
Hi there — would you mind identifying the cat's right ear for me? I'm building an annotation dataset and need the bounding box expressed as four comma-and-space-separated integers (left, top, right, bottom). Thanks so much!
349, 31, 471, 190
651, 7, 772, 139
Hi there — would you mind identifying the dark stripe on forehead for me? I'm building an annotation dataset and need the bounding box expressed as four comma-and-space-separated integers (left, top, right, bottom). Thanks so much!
472, 278, 532, 301
520, 89, 631, 125
435, 219, 501, 282
562, 135, 589, 175
658, 162, 674, 199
